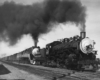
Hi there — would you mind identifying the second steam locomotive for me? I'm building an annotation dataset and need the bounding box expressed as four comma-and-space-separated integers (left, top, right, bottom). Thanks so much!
2, 32, 98, 71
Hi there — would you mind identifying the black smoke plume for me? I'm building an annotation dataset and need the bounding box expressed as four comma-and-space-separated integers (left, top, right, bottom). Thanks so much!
0, 0, 86, 45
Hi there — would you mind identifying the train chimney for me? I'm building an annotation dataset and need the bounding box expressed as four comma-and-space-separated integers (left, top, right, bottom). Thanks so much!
80, 32, 86, 39
34, 39, 38, 47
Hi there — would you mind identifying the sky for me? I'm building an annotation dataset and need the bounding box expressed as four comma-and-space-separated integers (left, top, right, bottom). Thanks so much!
0, 0, 100, 58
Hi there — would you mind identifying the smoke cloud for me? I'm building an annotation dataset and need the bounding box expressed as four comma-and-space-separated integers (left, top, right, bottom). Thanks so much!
0, 0, 86, 45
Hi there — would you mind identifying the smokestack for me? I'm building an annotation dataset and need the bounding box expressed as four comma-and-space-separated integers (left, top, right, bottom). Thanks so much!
34, 39, 38, 47
80, 32, 86, 39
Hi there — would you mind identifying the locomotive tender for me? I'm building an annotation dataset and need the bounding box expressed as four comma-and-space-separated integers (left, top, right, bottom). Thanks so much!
2, 32, 98, 71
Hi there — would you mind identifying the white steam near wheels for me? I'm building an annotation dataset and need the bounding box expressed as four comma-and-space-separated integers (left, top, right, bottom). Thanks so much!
30, 60, 36, 65
80, 38, 95, 54
32, 60, 36, 64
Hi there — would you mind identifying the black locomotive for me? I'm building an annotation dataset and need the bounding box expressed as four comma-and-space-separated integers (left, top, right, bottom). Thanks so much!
1, 32, 98, 71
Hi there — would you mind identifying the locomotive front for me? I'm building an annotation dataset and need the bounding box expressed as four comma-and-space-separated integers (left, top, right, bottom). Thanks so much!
79, 32, 95, 54
29, 47, 40, 64
30, 46, 46, 65
69, 31, 98, 70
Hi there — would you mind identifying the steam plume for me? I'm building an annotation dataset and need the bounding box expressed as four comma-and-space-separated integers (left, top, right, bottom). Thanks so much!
0, 0, 86, 45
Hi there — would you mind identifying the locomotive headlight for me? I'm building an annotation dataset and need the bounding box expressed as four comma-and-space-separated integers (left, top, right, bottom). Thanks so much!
80, 38, 95, 54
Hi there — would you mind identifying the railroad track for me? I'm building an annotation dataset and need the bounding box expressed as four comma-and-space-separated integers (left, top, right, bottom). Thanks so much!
1, 61, 100, 80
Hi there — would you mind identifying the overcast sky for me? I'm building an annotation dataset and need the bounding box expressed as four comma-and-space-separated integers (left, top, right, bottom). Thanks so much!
0, 0, 100, 58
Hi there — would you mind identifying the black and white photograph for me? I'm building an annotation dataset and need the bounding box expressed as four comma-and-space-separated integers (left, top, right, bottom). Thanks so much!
0, 0, 100, 80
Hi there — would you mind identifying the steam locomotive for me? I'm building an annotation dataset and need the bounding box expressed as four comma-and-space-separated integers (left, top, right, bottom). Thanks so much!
2, 32, 98, 71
